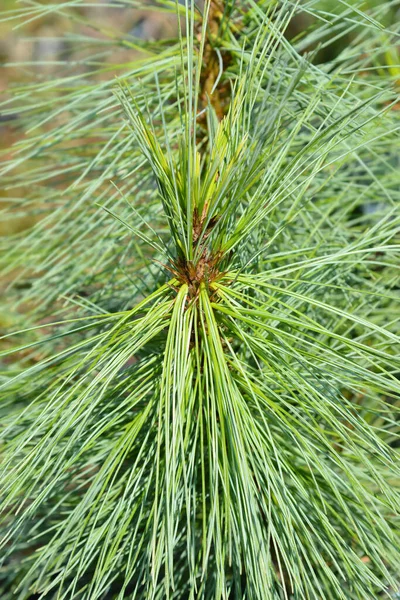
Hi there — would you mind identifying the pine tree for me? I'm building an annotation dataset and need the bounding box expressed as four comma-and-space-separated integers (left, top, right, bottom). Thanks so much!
0, 1, 400, 598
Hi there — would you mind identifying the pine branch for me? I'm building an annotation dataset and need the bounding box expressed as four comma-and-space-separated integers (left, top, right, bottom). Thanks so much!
0, 1, 400, 599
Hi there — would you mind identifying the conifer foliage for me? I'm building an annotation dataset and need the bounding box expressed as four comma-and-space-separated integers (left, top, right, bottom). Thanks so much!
0, 1, 400, 598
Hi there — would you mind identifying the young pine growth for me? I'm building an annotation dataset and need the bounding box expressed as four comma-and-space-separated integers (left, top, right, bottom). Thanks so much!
0, 1, 399, 598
